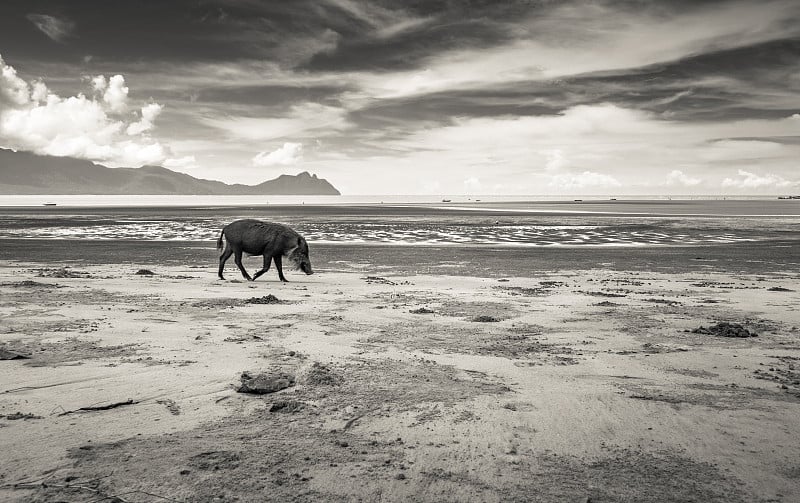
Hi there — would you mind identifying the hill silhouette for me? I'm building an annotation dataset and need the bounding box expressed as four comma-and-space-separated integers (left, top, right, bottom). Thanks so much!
0, 149, 340, 195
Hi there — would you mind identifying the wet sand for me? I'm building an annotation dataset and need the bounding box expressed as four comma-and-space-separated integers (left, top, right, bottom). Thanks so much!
1, 242, 799, 502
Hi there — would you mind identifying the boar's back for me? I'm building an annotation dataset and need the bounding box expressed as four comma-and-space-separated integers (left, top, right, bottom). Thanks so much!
224, 219, 301, 256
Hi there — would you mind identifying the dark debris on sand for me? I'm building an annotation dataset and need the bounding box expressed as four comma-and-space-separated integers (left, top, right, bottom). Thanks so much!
691, 322, 758, 338
2, 411, 43, 420
135, 269, 155, 276
1, 280, 60, 289
269, 400, 306, 413
409, 307, 435, 314
0, 348, 31, 360
302, 362, 342, 386
237, 371, 295, 394
363, 276, 412, 286
36, 267, 91, 278
497, 281, 565, 297
245, 294, 282, 305
188, 450, 241, 471
580, 290, 627, 298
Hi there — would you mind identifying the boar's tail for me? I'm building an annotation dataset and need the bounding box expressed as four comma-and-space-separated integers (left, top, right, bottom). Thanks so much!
216, 229, 225, 250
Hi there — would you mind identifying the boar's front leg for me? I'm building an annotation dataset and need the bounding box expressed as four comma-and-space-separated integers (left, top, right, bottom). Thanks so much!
252, 255, 272, 281
234, 251, 253, 281
273, 255, 288, 282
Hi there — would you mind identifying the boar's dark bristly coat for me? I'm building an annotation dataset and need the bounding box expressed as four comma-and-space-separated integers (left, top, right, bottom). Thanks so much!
217, 219, 313, 282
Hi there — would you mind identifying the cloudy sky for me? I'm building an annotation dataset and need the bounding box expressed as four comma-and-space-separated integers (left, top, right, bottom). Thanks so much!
1, 0, 799, 195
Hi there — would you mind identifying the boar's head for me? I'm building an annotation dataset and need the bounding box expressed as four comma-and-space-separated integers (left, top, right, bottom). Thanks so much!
288, 237, 314, 275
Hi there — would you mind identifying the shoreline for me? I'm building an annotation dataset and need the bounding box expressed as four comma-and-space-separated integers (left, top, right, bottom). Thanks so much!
2, 198, 800, 217
1, 239, 798, 276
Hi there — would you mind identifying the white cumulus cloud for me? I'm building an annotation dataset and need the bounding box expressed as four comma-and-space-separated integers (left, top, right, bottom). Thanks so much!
91, 75, 107, 92
0, 56, 31, 106
102, 75, 129, 113
665, 169, 702, 186
548, 171, 621, 190
126, 103, 163, 135
0, 54, 169, 167
722, 170, 797, 189
252, 142, 303, 167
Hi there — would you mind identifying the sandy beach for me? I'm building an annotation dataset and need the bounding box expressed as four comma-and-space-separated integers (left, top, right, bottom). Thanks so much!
1, 238, 799, 502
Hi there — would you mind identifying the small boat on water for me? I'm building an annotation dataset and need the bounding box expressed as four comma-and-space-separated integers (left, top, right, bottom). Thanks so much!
42, 202, 57, 206
442, 199, 451, 202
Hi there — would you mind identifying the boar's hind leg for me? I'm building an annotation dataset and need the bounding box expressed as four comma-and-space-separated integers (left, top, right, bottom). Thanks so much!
252, 255, 272, 281
234, 251, 253, 281
274, 255, 288, 282
218, 247, 233, 280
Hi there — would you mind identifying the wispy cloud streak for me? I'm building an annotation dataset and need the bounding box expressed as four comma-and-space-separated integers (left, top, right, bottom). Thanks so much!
26, 13, 74, 43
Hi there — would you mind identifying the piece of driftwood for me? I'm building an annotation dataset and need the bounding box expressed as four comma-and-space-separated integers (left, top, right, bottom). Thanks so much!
0, 349, 30, 360
58, 399, 139, 416
343, 412, 370, 430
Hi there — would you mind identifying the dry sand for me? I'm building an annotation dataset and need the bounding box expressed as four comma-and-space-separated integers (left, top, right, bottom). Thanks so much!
1, 256, 799, 502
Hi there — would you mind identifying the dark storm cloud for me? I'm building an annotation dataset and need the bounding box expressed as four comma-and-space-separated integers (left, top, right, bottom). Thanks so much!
2, 0, 329, 64
344, 34, 799, 130
299, 0, 548, 72
196, 84, 352, 108
717, 136, 800, 145
301, 18, 514, 72
1, 0, 555, 71
346, 36, 799, 131
563, 37, 800, 121
348, 88, 565, 132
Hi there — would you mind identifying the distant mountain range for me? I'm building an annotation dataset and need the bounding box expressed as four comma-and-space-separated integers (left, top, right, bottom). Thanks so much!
0, 149, 340, 195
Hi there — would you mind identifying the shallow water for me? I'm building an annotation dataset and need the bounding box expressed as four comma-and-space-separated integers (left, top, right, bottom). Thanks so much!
1, 200, 799, 248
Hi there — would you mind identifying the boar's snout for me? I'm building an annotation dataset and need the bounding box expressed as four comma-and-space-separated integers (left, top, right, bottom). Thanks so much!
291, 251, 313, 275
288, 237, 314, 275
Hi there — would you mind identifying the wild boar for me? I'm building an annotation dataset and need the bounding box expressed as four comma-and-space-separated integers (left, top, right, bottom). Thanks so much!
217, 219, 313, 282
